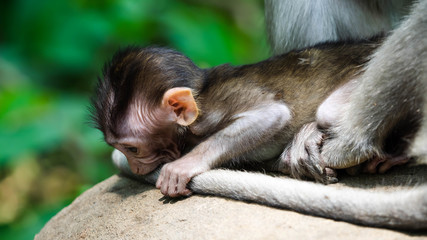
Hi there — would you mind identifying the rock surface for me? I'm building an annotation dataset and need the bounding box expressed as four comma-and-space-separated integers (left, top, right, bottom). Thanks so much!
36, 163, 427, 240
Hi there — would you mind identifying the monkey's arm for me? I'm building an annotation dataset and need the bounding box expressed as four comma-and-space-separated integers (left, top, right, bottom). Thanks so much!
113, 149, 427, 230
156, 103, 291, 197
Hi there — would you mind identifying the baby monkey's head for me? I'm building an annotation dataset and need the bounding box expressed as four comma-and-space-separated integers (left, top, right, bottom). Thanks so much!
91, 46, 203, 174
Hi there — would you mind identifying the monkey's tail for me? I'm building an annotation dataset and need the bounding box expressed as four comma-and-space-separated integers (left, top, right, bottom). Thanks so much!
189, 170, 427, 231
112, 150, 427, 230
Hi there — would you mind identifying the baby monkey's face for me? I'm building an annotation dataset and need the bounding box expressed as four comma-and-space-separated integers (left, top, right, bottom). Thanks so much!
111, 131, 181, 175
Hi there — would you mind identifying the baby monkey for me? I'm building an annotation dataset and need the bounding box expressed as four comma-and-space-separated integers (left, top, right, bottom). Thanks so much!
92, 38, 398, 197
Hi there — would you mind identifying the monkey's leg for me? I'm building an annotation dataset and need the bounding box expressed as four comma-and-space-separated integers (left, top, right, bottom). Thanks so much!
278, 122, 338, 183
278, 77, 360, 182
278, 76, 359, 182
321, 0, 426, 172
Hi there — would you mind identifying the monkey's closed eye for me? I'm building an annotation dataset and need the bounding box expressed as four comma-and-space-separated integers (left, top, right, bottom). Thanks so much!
126, 147, 138, 153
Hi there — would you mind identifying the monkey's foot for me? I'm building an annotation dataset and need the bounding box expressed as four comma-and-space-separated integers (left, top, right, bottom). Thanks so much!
321, 131, 381, 170
363, 155, 410, 174
279, 122, 338, 184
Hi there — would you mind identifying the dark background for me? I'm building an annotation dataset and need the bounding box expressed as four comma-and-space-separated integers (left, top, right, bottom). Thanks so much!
0, 0, 269, 238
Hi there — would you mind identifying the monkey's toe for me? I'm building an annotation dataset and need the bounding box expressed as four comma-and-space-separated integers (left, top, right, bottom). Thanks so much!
363, 155, 409, 174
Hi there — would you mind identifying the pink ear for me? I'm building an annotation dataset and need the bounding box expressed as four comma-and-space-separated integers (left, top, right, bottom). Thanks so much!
162, 87, 199, 126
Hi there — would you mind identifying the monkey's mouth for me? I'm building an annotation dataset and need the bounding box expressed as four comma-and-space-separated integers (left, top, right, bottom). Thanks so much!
129, 159, 159, 175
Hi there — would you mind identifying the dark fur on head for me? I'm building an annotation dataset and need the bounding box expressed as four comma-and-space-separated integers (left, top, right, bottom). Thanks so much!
90, 46, 204, 139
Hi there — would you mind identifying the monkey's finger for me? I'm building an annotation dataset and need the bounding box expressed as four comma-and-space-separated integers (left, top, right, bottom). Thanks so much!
289, 151, 310, 180
155, 178, 162, 189
278, 151, 291, 174
159, 169, 172, 195
183, 189, 192, 197
291, 162, 310, 180
305, 140, 325, 181
308, 123, 323, 146
324, 167, 337, 178
285, 146, 303, 178
291, 154, 315, 181
160, 179, 169, 196
166, 174, 181, 197
178, 187, 192, 197
306, 125, 324, 169
325, 175, 339, 184
324, 168, 338, 183
177, 176, 192, 197
305, 149, 338, 184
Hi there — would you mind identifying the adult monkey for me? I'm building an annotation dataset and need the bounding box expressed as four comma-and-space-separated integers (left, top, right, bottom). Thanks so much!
270, 0, 427, 181
109, 0, 427, 230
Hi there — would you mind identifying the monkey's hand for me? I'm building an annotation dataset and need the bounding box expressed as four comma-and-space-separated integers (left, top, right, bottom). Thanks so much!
156, 157, 210, 197
279, 122, 338, 183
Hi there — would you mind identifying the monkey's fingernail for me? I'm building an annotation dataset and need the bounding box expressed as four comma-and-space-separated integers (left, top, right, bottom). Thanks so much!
326, 176, 338, 184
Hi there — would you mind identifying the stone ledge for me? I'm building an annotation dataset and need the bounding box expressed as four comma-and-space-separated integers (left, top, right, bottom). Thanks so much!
36, 164, 427, 240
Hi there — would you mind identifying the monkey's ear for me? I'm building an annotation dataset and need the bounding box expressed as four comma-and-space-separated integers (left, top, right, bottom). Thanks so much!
162, 87, 199, 126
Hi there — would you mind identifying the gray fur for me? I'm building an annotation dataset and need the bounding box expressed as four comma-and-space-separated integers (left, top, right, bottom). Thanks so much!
321, 0, 427, 168
265, 0, 413, 54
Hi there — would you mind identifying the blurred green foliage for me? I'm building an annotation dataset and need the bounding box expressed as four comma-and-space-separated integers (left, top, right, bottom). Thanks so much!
0, 0, 268, 239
